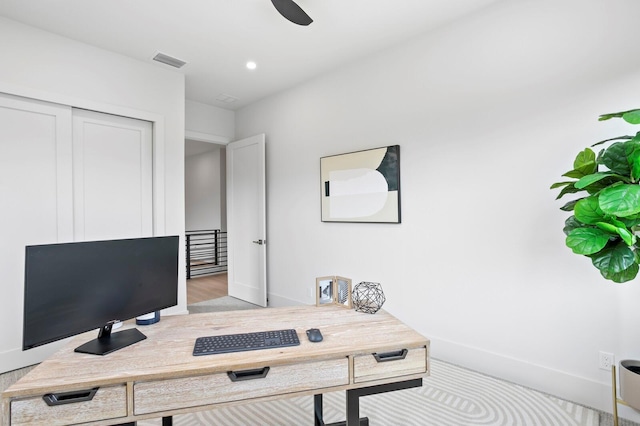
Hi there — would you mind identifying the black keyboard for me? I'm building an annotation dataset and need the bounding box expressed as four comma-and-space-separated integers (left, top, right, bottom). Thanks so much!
193, 329, 300, 356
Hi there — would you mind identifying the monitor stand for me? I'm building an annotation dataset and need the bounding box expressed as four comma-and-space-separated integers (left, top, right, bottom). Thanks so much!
75, 322, 147, 356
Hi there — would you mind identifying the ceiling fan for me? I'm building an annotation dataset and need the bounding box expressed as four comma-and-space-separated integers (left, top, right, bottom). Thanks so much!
271, 0, 313, 26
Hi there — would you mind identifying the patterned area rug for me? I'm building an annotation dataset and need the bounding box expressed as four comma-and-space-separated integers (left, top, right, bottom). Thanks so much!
138, 358, 599, 426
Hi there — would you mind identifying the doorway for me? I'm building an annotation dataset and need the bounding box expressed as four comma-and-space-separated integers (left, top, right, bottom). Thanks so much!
185, 139, 228, 304
184, 134, 267, 308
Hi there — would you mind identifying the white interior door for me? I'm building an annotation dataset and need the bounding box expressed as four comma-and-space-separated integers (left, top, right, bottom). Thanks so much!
72, 109, 153, 240
226, 134, 267, 307
0, 93, 74, 372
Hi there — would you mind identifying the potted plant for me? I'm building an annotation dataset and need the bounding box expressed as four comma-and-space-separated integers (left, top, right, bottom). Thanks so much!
552, 108, 640, 283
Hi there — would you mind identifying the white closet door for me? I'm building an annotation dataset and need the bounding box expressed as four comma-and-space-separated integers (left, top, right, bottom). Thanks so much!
72, 109, 153, 240
0, 101, 154, 374
0, 93, 74, 372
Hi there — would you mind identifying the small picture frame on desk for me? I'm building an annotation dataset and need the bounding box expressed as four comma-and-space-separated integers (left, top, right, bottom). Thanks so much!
316, 276, 352, 308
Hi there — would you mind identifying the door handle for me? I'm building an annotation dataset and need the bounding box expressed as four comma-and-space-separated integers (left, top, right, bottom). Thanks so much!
252, 239, 265, 245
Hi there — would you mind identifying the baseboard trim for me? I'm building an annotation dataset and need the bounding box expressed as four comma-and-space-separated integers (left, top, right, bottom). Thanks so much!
266, 292, 305, 308
433, 336, 640, 423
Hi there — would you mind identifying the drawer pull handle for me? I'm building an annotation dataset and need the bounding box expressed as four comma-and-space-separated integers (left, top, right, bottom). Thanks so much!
42, 387, 99, 406
373, 349, 408, 362
227, 367, 270, 382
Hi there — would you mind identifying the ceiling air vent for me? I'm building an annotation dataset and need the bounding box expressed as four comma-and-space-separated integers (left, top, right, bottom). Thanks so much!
152, 52, 187, 69
216, 93, 238, 104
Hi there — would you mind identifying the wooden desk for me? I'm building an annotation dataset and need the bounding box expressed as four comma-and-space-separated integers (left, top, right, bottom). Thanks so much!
2, 305, 430, 426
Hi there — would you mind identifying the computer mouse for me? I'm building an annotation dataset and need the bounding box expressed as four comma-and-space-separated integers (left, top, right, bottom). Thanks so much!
306, 328, 323, 342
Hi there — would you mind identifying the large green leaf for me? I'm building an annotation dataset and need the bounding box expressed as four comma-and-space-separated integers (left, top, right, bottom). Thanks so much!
623, 110, 640, 125
599, 108, 640, 122
600, 142, 631, 176
596, 221, 636, 246
599, 111, 624, 121
563, 169, 592, 179
560, 198, 581, 212
550, 181, 574, 189
566, 228, 609, 255
574, 173, 620, 189
591, 242, 636, 274
625, 138, 640, 154
631, 157, 640, 182
574, 196, 605, 224
574, 147, 596, 168
625, 140, 640, 181
600, 262, 639, 283
555, 183, 582, 200
585, 175, 632, 194
599, 184, 640, 217
561, 148, 597, 179
618, 213, 640, 228
563, 216, 583, 235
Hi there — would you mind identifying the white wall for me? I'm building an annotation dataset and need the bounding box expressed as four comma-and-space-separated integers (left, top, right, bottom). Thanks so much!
185, 149, 225, 231
186, 99, 235, 142
184, 100, 231, 234
235, 0, 640, 419
0, 19, 187, 313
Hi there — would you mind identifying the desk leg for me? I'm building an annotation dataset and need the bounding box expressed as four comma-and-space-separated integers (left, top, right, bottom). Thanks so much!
113, 416, 171, 426
345, 390, 365, 426
314, 394, 324, 426
315, 378, 422, 426
315, 392, 368, 426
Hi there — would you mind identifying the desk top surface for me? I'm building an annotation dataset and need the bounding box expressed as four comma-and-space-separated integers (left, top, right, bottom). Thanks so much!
3, 305, 428, 398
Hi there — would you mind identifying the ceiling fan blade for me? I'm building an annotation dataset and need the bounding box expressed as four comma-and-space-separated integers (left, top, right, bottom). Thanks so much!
271, 0, 313, 26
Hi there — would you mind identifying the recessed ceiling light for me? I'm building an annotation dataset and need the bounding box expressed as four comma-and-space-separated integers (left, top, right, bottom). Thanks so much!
246, 61, 257, 70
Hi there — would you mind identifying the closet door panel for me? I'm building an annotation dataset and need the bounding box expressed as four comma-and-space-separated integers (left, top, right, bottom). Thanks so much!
72, 109, 153, 241
0, 93, 73, 372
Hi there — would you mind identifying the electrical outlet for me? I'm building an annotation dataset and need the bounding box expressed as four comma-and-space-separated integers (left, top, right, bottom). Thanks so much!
599, 351, 614, 370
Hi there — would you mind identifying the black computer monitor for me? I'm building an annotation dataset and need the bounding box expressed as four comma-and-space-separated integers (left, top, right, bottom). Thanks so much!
23, 235, 179, 356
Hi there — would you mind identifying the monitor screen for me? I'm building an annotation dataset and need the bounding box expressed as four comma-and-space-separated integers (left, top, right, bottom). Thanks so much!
23, 236, 179, 355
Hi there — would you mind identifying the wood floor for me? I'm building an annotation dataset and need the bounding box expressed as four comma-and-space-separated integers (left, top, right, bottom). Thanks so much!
187, 273, 228, 304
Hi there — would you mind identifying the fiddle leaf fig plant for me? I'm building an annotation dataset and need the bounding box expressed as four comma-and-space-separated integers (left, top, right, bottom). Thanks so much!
552, 108, 640, 283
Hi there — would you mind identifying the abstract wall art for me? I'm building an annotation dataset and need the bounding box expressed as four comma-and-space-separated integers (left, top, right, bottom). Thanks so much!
320, 145, 401, 223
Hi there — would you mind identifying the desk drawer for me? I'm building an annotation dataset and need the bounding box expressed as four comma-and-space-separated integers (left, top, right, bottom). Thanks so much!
134, 358, 349, 415
353, 347, 427, 383
10, 385, 127, 426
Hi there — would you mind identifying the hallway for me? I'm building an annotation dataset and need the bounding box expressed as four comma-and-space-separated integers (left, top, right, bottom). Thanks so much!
186, 273, 227, 304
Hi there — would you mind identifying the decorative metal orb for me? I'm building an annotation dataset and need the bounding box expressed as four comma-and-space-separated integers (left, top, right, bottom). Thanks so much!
352, 282, 385, 314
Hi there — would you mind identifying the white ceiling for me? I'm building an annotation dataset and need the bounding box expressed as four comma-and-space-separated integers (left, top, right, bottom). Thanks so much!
0, 0, 502, 111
